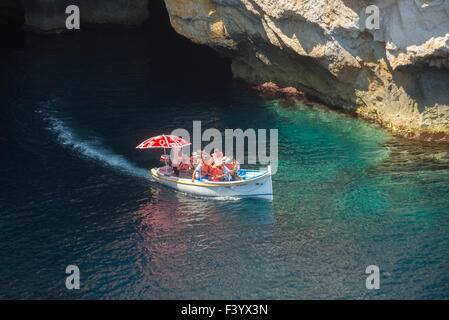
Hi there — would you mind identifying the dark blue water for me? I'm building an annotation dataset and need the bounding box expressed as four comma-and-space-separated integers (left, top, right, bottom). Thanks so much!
1, 28, 449, 299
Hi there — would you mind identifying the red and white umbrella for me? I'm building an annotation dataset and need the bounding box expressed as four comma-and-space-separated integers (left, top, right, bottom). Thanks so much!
136, 135, 191, 173
136, 135, 191, 149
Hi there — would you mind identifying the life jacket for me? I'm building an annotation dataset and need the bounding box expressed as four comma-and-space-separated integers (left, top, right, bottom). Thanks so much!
201, 163, 211, 177
224, 163, 234, 171
212, 166, 224, 181
179, 163, 190, 173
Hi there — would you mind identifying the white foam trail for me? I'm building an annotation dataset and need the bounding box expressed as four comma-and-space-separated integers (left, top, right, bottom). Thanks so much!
38, 108, 149, 179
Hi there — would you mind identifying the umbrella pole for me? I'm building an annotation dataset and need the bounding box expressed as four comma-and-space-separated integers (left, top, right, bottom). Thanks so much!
164, 148, 168, 174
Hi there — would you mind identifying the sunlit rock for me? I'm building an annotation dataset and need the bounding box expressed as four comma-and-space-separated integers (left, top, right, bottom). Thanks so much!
164, 0, 449, 140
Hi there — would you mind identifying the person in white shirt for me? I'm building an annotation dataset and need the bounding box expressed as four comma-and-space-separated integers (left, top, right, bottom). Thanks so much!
192, 154, 212, 182
222, 157, 234, 181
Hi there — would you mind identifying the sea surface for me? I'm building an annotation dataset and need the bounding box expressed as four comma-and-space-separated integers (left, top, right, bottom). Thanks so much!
1, 27, 449, 299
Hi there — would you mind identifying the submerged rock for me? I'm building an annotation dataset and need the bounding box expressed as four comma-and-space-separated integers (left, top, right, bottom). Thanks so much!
21, 0, 149, 33
163, 0, 449, 141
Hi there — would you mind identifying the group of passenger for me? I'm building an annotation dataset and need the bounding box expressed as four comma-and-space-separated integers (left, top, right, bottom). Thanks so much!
171, 148, 241, 182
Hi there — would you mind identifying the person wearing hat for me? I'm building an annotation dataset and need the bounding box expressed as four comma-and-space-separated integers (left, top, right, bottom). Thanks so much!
189, 152, 200, 173
227, 156, 242, 181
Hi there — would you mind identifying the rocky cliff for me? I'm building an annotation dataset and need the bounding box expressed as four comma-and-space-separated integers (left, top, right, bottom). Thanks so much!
20, 0, 149, 32
164, 0, 449, 140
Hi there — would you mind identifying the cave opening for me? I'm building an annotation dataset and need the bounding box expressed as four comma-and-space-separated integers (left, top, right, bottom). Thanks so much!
0, 0, 25, 45
1, 0, 234, 93
145, 0, 233, 90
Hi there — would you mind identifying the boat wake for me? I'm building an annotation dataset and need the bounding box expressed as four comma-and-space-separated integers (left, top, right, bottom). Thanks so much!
37, 105, 149, 179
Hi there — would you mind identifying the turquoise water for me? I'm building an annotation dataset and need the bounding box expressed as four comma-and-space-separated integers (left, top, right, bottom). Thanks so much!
1, 29, 449, 299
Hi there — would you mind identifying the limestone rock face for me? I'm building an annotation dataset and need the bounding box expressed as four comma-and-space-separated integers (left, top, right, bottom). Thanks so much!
164, 0, 449, 139
21, 0, 149, 32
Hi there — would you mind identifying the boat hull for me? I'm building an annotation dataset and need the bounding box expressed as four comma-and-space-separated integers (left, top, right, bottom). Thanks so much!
150, 167, 273, 201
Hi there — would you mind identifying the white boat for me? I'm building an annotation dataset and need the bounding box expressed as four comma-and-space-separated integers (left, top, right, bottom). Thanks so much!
150, 165, 273, 201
